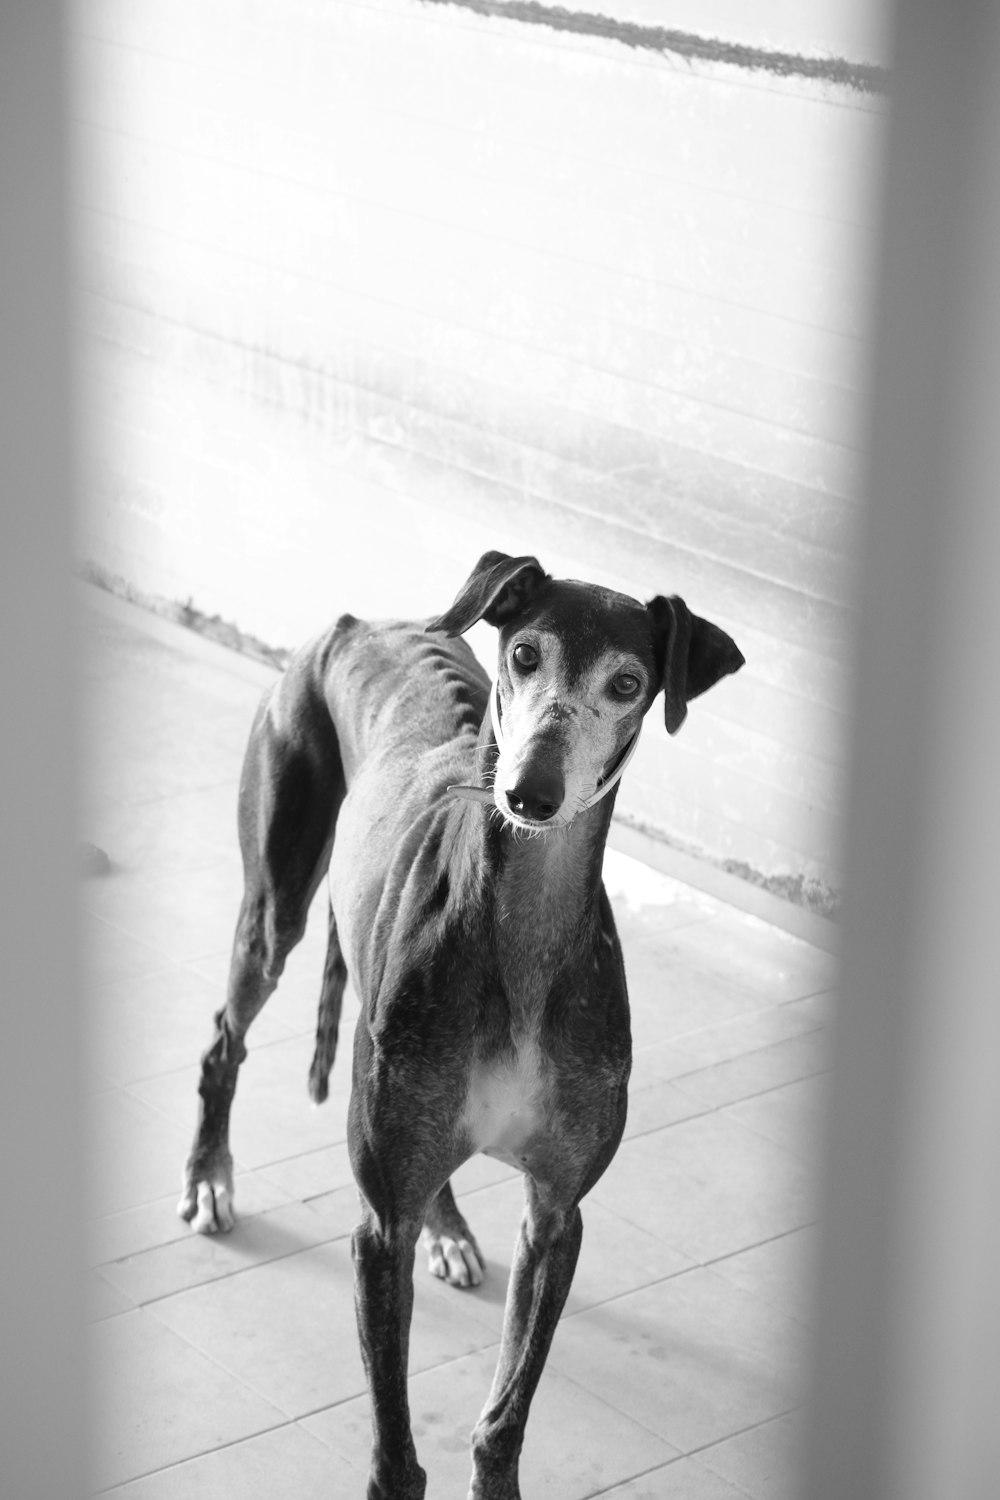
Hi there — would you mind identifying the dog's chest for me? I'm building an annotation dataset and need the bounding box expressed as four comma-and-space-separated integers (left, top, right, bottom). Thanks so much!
460, 1040, 551, 1172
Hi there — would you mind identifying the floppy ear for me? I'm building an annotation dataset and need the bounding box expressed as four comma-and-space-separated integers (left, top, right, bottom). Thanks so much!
646, 595, 745, 735
426, 551, 550, 636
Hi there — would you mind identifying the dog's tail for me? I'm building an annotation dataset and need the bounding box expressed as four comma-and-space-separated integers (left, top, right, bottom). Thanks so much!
307, 903, 347, 1104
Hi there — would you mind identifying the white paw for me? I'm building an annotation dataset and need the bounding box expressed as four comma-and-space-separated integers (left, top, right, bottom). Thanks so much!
423, 1230, 485, 1288
178, 1180, 235, 1235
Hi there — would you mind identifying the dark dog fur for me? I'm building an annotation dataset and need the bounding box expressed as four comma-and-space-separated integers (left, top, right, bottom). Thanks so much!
179, 551, 744, 1499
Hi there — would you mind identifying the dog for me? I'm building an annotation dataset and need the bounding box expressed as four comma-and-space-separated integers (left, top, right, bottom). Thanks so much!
179, 550, 744, 1499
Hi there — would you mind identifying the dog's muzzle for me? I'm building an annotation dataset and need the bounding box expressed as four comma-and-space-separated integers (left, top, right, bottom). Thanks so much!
447, 681, 642, 814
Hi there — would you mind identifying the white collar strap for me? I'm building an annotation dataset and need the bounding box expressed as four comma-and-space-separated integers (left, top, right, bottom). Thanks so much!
448, 680, 642, 811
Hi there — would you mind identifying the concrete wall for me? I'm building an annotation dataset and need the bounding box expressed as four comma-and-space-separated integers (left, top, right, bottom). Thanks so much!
73, 0, 886, 908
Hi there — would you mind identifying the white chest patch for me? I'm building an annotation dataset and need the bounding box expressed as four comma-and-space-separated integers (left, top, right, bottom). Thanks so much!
460, 1042, 550, 1171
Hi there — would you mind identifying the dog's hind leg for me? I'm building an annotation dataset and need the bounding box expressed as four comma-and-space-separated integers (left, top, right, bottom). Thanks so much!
307, 901, 347, 1105
422, 1180, 485, 1289
180, 669, 344, 1233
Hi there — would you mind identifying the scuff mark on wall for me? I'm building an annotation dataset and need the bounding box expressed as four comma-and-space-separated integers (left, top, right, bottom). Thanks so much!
419, 0, 889, 93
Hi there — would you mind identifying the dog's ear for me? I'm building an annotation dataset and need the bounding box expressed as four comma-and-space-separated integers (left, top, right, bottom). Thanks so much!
426, 551, 550, 636
646, 595, 745, 735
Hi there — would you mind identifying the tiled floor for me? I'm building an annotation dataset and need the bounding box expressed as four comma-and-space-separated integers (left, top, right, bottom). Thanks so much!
82, 584, 836, 1499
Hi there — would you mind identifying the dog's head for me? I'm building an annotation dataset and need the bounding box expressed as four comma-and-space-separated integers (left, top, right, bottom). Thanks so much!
426, 551, 744, 831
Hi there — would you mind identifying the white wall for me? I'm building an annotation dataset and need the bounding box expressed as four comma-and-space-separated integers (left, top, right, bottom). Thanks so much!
73, 0, 885, 906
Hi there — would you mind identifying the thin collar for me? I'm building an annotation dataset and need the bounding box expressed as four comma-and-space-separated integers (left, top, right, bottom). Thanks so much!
448, 680, 642, 812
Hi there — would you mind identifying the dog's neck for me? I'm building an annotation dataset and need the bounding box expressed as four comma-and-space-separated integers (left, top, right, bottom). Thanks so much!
444, 691, 611, 926
459, 691, 614, 1009
491, 799, 611, 925
487, 797, 615, 1022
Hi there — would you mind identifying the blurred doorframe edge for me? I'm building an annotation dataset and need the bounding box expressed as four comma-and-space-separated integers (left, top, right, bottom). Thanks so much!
0, 5, 87, 1498
804, 3, 1000, 1499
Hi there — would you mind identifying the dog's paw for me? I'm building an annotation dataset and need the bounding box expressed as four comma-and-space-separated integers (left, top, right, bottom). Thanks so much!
422, 1226, 485, 1289
178, 1178, 235, 1235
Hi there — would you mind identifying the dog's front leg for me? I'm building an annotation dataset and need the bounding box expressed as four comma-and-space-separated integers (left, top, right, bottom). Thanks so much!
352, 1208, 426, 1500
470, 1181, 583, 1500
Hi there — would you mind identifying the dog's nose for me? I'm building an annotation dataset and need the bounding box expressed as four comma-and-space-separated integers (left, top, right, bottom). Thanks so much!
505, 771, 564, 822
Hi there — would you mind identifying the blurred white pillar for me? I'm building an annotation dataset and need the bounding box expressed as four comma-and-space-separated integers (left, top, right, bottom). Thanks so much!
0, 5, 85, 1497
804, 3, 1000, 1498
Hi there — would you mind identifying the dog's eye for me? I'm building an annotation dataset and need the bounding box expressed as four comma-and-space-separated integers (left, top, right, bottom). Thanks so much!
612, 672, 640, 697
512, 643, 539, 670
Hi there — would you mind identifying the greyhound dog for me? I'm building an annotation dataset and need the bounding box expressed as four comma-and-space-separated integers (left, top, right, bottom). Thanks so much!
179, 551, 744, 1499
